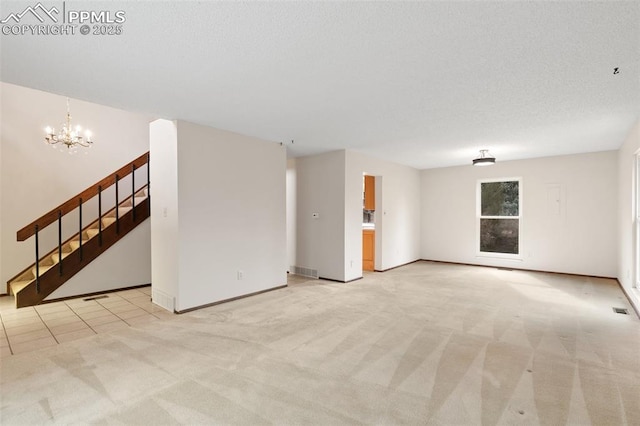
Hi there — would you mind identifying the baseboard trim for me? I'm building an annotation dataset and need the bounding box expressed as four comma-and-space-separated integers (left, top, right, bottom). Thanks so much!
175, 284, 288, 314
37, 283, 152, 305
319, 276, 364, 283
316, 260, 421, 282
420, 259, 616, 280
615, 279, 640, 319
374, 259, 420, 273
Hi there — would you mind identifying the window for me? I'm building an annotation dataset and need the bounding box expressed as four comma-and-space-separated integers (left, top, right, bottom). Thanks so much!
478, 179, 521, 256
635, 154, 640, 288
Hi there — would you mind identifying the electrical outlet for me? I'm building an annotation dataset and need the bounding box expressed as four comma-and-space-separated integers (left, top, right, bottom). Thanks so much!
237, 270, 244, 280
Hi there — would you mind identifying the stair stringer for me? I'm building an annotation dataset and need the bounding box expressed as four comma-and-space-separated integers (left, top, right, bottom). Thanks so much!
11, 198, 150, 308
45, 219, 150, 300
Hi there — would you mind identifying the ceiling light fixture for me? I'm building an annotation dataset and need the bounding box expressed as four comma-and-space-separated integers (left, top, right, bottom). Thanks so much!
45, 98, 93, 153
472, 149, 495, 166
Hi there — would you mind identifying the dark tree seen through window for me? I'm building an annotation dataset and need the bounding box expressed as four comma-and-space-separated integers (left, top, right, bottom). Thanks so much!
480, 181, 519, 254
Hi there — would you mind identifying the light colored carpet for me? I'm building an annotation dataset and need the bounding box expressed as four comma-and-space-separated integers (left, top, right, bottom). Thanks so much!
1, 261, 639, 425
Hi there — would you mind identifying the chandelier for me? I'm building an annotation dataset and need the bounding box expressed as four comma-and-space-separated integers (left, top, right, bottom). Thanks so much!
45, 98, 93, 153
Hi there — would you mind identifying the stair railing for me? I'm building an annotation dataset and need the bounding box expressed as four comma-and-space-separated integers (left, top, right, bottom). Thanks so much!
15, 152, 150, 293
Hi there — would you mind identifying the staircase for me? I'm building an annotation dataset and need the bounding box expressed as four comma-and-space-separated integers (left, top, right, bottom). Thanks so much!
7, 152, 150, 308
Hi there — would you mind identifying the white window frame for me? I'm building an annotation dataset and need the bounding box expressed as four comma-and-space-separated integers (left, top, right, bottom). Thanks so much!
476, 177, 523, 260
635, 153, 640, 289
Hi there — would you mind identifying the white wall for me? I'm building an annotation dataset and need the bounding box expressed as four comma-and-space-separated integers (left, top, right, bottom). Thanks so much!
421, 151, 618, 277
286, 157, 297, 272
617, 120, 640, 311
294, 150, 421, 282
0, 97, 3, 289
149, 119, 179, 311
345, 150, 421, 280
295, 151, 346, 281
150, 119, 287, 312
0, 83, 153, 296
47, 221, 152, 299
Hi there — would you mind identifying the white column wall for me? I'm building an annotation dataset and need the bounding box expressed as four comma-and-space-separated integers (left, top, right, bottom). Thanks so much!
150, 119, 287, 312
286, 157, 297, 272
295, 151, 346, 281
149, 119, 180, 311
344, 150, 421, 280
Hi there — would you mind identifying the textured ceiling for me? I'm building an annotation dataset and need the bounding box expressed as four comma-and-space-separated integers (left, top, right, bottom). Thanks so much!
1, 1, 638, 169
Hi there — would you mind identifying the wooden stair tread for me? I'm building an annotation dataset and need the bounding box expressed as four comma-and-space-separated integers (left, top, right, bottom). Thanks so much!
51, 251, 72, 262
86, 229, 100, 238
10, 280, 32, 295
32, 264, 54, 276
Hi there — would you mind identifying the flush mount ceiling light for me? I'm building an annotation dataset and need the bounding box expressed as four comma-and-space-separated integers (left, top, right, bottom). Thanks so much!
472, 149, 495, 166
44, 98, 93, 154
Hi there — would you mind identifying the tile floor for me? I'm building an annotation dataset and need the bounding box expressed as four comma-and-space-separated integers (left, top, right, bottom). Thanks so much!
0, 286, 174, 357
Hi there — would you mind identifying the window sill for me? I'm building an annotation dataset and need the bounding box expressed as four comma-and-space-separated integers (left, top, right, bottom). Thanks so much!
476, 253, 523, 261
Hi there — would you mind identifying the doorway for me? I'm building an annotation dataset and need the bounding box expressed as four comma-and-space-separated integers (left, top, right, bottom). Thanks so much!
362, 174, 376, 271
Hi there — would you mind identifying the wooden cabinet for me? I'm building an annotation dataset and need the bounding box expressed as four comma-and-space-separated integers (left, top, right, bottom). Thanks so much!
362, 229, 375, 271
364, 175, 375, 210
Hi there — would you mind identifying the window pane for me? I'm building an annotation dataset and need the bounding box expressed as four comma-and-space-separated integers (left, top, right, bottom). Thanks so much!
480, 219, 519, 254
636, 155, 640, 288
481, 181, 519, 216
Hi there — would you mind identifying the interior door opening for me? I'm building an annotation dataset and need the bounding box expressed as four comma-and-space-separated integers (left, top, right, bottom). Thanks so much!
362, 174, 376, 271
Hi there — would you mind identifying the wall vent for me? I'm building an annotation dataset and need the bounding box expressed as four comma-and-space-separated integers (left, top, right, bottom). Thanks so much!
612, 307, 629, 315
291, 266, 319, 279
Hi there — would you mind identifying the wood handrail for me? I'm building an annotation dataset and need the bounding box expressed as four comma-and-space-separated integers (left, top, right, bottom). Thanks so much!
16, 151, 149, 241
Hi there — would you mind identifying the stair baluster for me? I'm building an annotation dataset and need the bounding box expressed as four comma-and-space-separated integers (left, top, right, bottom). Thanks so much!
115, 174, 120, 234
35, 225, 40, 293
132, 164, 136, 222
78, 198, 83, 261
98, 185, 103, 246
58, 210, 63, 276
147, 153, 151, 217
